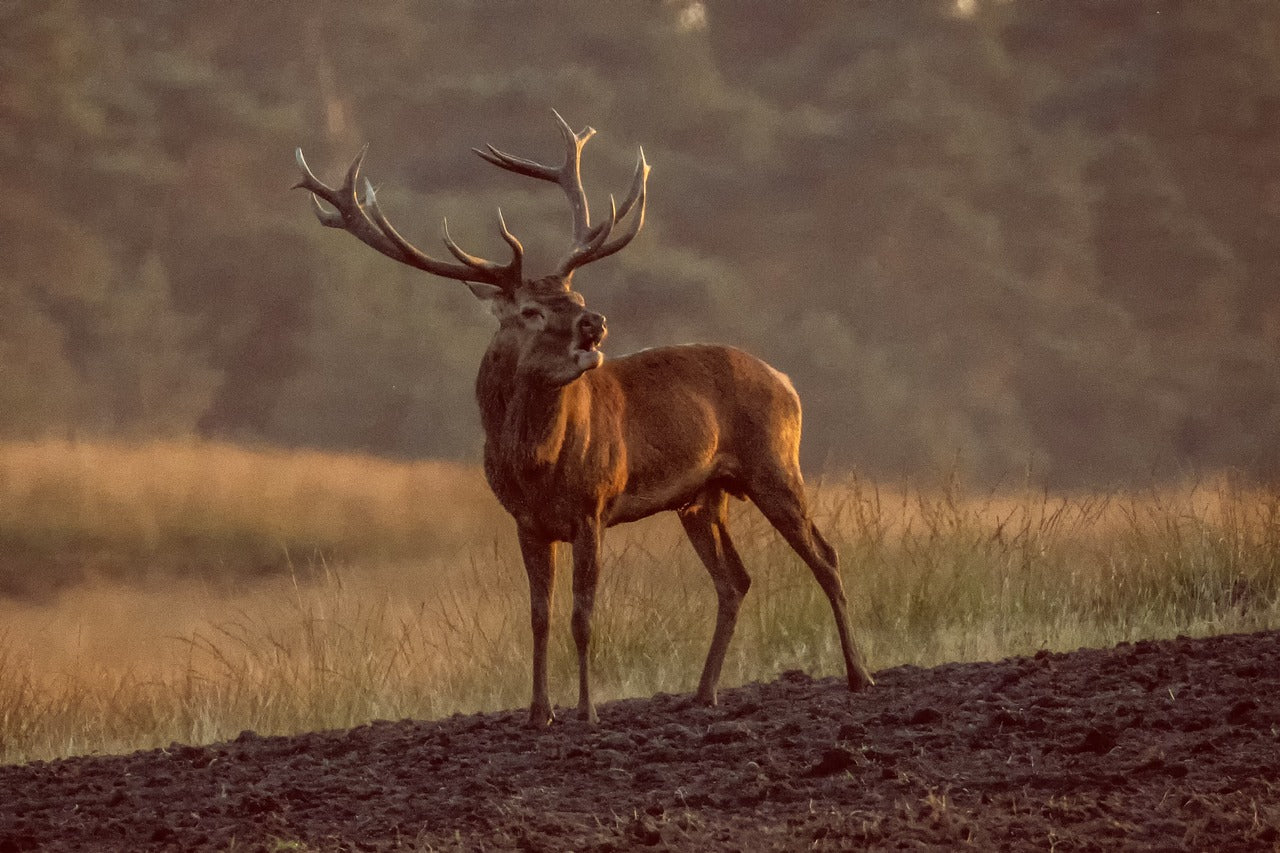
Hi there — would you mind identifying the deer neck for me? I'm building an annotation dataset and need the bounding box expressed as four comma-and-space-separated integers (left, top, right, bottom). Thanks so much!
476, 341, 586, 481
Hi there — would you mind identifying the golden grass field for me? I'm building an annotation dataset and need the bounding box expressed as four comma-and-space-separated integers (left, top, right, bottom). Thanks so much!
1, 439, 1278, 765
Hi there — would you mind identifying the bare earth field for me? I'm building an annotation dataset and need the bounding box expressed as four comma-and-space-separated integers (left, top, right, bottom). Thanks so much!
0, 630, 1276, 851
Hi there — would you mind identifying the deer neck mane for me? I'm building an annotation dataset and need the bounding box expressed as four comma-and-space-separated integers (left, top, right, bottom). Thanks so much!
476, 335, 586, 482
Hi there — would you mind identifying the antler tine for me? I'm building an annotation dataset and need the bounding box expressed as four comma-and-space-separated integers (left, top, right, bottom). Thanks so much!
474, 109, 596, 181
496, 209, 525, 261
551, 108, 594, 140
295, 146, 406, 257
556, 147, 650, 277
307, 192, 344, 228
440, 212, 523, 282
474, 109, 599, 252
342, 146, 368, 201
295, 148, 346, 227
559, 197, 616, 276
473, 144, 558, 183
294, 146, 520, 288
614, 147, 649, 223
293, 146, 332, 194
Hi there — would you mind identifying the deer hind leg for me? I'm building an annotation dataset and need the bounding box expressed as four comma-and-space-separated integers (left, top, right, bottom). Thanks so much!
679, 487, 752, 706
748, 471, 875, 691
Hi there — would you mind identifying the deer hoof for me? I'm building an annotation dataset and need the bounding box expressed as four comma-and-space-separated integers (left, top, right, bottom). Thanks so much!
847, 673, 876, 692
527, 706, 555, 728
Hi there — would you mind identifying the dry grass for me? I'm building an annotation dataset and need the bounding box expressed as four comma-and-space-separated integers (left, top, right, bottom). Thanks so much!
1, 440, 1278, 765
0, 438, 502, 595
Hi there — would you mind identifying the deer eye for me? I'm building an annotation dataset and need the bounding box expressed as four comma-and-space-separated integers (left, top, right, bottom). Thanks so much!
520, 306, 544, 321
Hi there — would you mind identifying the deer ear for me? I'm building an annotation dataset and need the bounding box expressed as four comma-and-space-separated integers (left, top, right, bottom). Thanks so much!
466, 282, 506, 302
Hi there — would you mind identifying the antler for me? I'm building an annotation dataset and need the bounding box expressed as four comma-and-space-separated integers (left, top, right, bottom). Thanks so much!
474, 109, 650, 281
294, 146, 522, 288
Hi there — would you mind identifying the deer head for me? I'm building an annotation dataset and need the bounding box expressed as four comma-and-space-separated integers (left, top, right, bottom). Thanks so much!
294, 111, 646, 385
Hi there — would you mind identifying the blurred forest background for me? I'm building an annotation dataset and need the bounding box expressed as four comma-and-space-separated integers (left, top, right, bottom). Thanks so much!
3, 0, 1279, 488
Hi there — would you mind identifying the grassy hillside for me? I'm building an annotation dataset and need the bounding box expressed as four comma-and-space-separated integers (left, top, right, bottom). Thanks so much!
1, 440, 1277, 764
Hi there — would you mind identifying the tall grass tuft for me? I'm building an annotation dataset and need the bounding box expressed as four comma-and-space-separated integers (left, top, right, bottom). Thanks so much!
1, 440, 1278, 765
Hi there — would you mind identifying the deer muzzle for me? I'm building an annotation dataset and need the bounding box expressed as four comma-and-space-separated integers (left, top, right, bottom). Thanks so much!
573, 311, 607, 371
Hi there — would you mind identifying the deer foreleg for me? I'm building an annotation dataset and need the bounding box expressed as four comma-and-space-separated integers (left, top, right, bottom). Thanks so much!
571, 520, 603, 724
518, 527, 557, 727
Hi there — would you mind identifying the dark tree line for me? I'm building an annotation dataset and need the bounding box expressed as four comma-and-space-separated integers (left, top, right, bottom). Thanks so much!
2, 0, 1278, 486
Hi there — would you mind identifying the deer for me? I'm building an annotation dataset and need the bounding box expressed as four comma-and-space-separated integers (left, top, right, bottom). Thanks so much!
294, 111, 875, 727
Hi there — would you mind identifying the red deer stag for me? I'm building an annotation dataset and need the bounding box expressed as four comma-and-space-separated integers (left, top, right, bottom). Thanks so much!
295, 112, 874, 726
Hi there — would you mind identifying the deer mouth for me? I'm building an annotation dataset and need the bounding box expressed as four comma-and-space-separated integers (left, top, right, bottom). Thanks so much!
572, 327, 606, 371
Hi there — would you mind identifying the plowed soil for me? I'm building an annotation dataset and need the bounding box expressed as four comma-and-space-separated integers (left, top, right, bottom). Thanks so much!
3, 630, 1278, 851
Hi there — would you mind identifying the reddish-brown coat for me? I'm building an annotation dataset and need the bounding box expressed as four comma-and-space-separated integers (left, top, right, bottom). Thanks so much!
297, 115, 874, 728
